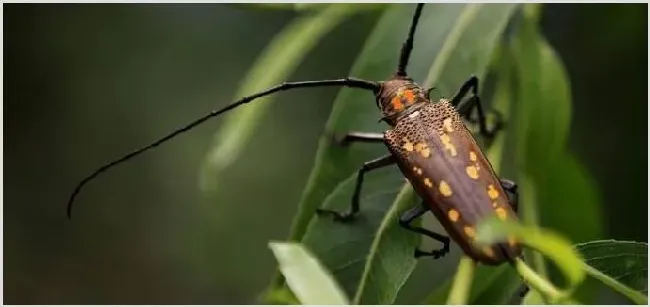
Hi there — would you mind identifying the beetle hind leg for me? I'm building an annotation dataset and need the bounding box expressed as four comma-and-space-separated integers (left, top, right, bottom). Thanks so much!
399, 205, 450, 259
500, 178, 519, 214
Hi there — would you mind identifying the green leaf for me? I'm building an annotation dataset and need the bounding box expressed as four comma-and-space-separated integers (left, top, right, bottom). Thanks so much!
299, 167, 418, 304
509, 7, 603, 297
234, 3, 387, 12
269, 242, 350, 305
475, 218, 586, 303
511, 3, 603, 243
266, 3, 520, 303
198, 4, 360, 194
521, 288, 545, 305
576, 240, 648, 304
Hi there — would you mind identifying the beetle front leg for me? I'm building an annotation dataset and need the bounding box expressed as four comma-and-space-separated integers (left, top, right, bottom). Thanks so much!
333, 132, 384, 146
451, 76, 503, 139
316, 154, 396, 222
399, 205, 450, 259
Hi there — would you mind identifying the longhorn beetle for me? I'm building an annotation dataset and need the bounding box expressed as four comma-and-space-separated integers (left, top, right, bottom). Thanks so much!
67, 4, 522, 266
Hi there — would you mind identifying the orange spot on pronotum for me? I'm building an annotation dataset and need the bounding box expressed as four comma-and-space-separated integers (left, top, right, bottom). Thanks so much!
391, 96, 404, 111
403, 89, 415, 104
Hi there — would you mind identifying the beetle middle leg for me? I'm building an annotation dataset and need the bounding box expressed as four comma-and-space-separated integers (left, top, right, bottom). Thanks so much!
316, 154, 396, 222
399, 205, 450, 259
451, 76, 504, 139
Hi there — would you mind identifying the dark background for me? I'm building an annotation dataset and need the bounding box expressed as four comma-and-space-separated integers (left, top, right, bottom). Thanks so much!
4, 4, 647, 304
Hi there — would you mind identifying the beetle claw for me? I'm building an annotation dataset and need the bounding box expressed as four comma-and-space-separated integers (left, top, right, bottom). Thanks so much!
324, 132, 349, 147
316, 208, 357, 223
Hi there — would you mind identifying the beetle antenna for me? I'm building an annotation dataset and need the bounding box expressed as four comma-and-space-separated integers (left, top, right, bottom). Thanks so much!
396, 3, 424, 77
67, 78, 379, 218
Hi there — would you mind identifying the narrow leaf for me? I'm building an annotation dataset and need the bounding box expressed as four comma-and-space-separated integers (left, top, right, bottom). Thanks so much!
269, 242, 349, 305
199, 4, 358, 193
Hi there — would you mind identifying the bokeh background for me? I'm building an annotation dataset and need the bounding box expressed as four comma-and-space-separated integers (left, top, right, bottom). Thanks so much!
4, 3, 647, 304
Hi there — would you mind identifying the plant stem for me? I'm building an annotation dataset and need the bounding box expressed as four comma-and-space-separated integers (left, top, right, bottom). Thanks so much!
514, 257, 563, 303
447, 256, 476, 304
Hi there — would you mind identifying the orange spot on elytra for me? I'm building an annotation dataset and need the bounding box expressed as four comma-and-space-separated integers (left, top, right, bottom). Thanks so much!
424, 178, 433, 188
391, 96, 404, 111
448, 209, 460, 222
469, 151, 477, 162
464, 226, 476, 238
443, 117, 454, 132
440, 133, 458, 157
439, 180, 453, 197
466, 165, 479, 179
487, 184, 500, 200
495, 207, 508, 220
412, 166, 423, 175
414, 142, 431, 158
402, 138, 414, 152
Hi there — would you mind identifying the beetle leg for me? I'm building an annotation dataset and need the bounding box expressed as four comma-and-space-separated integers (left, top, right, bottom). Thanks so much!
500, 178, 529, 298
316, 154, 396, 222
451, 76, 503, 139
399, 205, 450, 259
332, 131, 384, 147
500, 178, 519, 214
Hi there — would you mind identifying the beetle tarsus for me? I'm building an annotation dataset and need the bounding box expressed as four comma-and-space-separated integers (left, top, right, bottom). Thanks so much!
399, 205, 451, 260
519, 284, 530, 298
414, 245, 449, 259
315, 208, 357, 223
466, 108, 505, 139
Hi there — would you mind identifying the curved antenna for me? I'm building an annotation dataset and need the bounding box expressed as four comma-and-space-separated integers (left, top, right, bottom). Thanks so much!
67, 78, 379, 218
396, 3, 425, 77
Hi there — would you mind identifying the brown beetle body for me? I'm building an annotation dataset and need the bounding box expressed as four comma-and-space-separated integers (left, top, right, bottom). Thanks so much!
379, 78, 521, 265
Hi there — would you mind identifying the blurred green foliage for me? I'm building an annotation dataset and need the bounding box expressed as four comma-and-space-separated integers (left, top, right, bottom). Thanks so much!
4, 3, 647, 304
